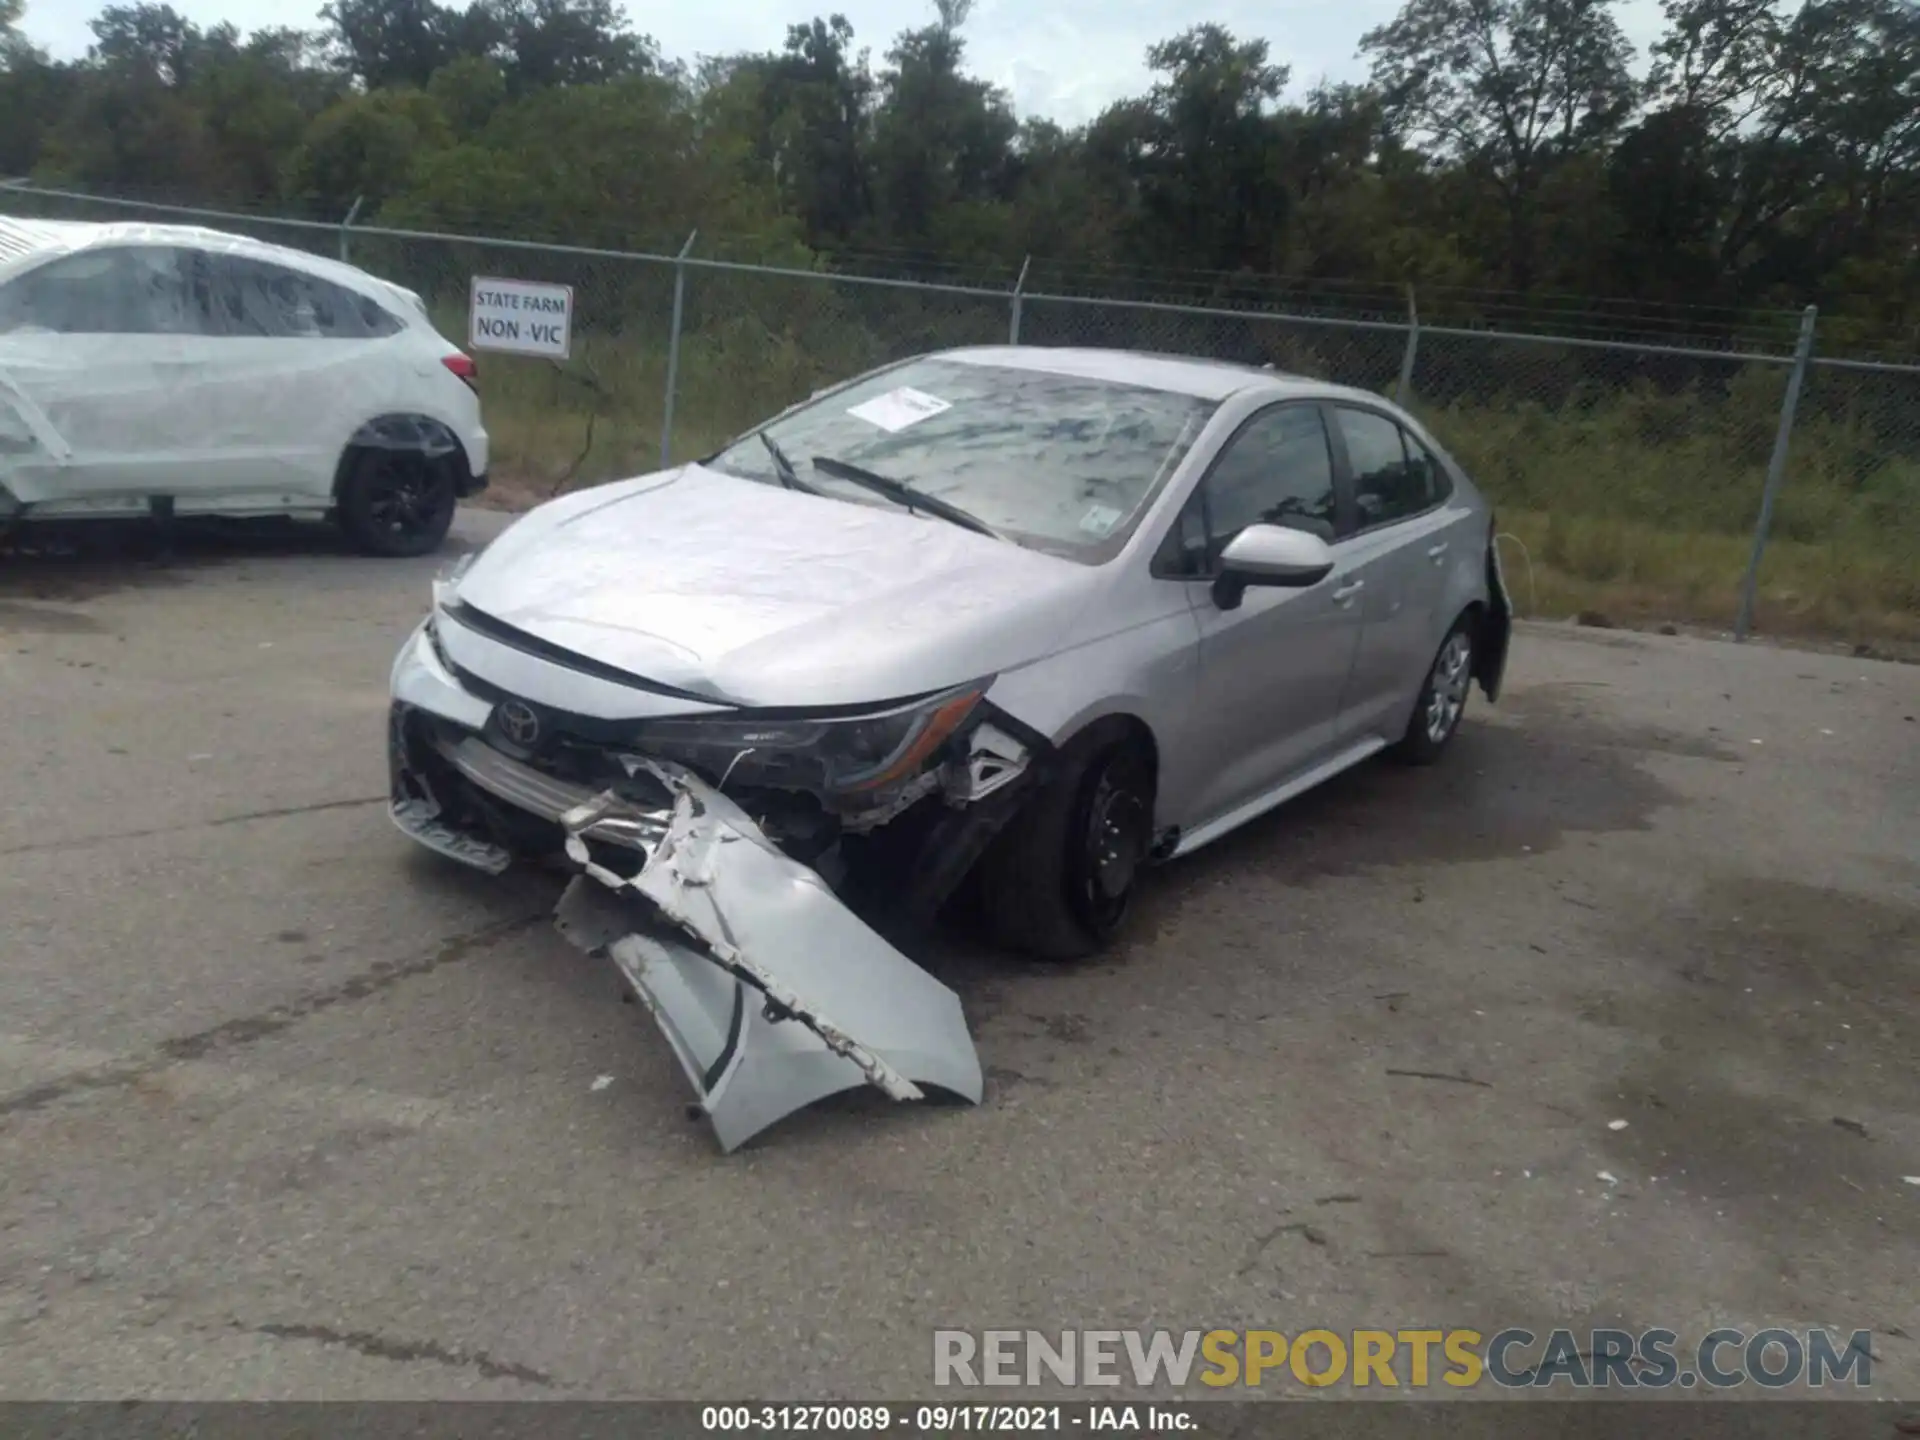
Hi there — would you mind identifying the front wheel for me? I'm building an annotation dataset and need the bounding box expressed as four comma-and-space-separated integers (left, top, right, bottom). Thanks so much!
976, 727, 1156, 961
336, 448, 456, 557
1394, 618, 1476, 765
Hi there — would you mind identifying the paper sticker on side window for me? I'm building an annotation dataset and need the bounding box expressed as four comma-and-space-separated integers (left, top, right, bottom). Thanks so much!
847, 387, 952, 433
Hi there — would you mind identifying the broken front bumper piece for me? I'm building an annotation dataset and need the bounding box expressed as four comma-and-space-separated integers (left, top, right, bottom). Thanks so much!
549, 757, 983, 1152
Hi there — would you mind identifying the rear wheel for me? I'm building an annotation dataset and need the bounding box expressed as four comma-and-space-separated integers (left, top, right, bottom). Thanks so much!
977, 726, 1155, 961
336, 448, 456, 557
1394, 617, 1475, 765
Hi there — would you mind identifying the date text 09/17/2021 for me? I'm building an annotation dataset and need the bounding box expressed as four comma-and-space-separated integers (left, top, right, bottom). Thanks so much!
699, 1405, 1190, 1433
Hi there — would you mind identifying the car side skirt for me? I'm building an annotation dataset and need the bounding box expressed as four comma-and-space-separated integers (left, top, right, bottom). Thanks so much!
1166, 735, 1388, 860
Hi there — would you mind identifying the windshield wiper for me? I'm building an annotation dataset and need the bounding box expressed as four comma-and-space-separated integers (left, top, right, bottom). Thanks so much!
758, 431, 821, 494
809, 454, 1009, 542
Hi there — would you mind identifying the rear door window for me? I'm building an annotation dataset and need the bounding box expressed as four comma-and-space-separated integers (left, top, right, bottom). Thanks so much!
202, 253, 402, 339
1399, 428, 1453, 507
1335, 406, 1435, 530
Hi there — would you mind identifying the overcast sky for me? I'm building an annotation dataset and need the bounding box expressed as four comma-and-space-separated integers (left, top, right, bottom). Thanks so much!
14, 0, 1671, 124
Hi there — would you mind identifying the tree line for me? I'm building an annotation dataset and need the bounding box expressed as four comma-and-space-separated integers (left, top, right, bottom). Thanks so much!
1, 0, 1916, 349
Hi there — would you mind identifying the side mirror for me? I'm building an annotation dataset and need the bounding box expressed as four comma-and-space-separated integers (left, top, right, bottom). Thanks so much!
1212, 524, 1335, 611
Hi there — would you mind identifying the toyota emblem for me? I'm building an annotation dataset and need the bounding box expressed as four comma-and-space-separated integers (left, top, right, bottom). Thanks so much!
495, 699, 542, 747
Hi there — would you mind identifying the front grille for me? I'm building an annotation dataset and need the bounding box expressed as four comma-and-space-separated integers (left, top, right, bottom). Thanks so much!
424, 724, 671, 854
437, 648, 697, 752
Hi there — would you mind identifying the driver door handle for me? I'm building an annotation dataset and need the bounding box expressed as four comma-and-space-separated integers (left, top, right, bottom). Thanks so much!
1427, 543, 1450, 561
1331, 580, 1365, 605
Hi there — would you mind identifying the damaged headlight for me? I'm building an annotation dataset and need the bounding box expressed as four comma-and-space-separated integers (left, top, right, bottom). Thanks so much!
629, 683, 988, 796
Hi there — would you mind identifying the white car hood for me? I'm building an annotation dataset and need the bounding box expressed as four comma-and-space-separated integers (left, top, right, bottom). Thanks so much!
453, 465, 1098, 708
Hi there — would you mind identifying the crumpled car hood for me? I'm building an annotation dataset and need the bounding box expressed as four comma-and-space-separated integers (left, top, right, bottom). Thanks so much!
453, 464, 1097, 708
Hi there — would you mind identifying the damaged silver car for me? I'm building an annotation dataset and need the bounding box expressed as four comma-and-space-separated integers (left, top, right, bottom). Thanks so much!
387, 345, 1512, 1148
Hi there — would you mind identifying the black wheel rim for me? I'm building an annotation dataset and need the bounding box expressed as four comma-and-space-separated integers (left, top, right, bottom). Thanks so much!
1071, 752, 1152, 936
364, 456, 451, 543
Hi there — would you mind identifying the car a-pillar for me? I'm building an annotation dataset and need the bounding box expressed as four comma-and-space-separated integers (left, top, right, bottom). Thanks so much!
333, 415, 467, 558
974, 713, 1160, 961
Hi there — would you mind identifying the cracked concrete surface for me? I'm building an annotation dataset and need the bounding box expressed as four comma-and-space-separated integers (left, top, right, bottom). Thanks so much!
0, 510, 1916, 1399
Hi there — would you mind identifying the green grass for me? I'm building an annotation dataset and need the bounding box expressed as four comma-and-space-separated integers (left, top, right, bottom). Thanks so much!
1490, 510, 1919, 646
462, 316, 1920, 647
1412, 373, 1920, 643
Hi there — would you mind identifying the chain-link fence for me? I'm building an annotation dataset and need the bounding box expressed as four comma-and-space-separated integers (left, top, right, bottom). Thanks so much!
3, 180, 1916, 645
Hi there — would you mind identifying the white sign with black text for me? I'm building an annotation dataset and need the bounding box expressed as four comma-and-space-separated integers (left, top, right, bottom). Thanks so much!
468, 276, 574, 359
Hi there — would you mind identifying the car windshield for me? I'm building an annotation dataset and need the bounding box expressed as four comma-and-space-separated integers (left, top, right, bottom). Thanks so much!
705, 357, 1219, 562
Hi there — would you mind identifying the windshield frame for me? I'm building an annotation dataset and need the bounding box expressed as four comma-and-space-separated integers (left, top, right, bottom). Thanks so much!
700, 354, 1222, 566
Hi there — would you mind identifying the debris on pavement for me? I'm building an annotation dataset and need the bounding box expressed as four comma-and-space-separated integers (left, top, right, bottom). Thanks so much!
1238, 1222, 1329, 1274
1385, 1067, 1493, 1089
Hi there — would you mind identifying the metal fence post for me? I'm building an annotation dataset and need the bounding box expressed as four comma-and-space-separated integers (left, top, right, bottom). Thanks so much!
1734, 304, 1818, 642
1396, 283, 1420, 402
660, 229, 698, 470
1009, 255, 1031, 344
338, 196, 363, 264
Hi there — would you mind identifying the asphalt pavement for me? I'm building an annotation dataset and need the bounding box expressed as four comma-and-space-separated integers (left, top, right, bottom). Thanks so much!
1, 510, 1916, 1399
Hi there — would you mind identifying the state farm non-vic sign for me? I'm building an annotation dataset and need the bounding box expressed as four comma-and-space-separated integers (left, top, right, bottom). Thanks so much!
469, 276, 573, 359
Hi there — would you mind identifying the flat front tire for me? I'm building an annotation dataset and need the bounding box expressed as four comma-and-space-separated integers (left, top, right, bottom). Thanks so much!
337, 449, 456, 558
977, 728, 1155, 961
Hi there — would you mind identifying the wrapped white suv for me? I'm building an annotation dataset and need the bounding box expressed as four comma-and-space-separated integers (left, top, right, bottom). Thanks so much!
0, 216, 488, 555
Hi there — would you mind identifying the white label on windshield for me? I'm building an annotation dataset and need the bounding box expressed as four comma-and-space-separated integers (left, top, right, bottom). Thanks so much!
847, 387, 952, 433
1079, 503, 1124, 536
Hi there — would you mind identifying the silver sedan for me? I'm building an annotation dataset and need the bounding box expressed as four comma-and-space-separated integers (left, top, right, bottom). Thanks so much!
387, 346, 1512, 1147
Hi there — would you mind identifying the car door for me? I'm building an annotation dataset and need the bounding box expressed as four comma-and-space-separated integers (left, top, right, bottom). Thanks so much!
195, 251, 408, 504
1325, 404, 1463, 742
1156, 401, 1366, 830
0, 244, 207, 508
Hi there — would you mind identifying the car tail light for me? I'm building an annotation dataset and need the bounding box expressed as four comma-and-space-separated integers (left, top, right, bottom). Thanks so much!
442, 353, 478, 390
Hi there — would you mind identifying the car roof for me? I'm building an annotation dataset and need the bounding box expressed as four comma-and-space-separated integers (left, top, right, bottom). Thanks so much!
0, 216, 94, 269
934, 344, 1343, 403
0, 213, 414, 308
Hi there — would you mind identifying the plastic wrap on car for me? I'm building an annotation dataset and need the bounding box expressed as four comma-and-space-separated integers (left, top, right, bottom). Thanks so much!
0, 215, 474, 510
